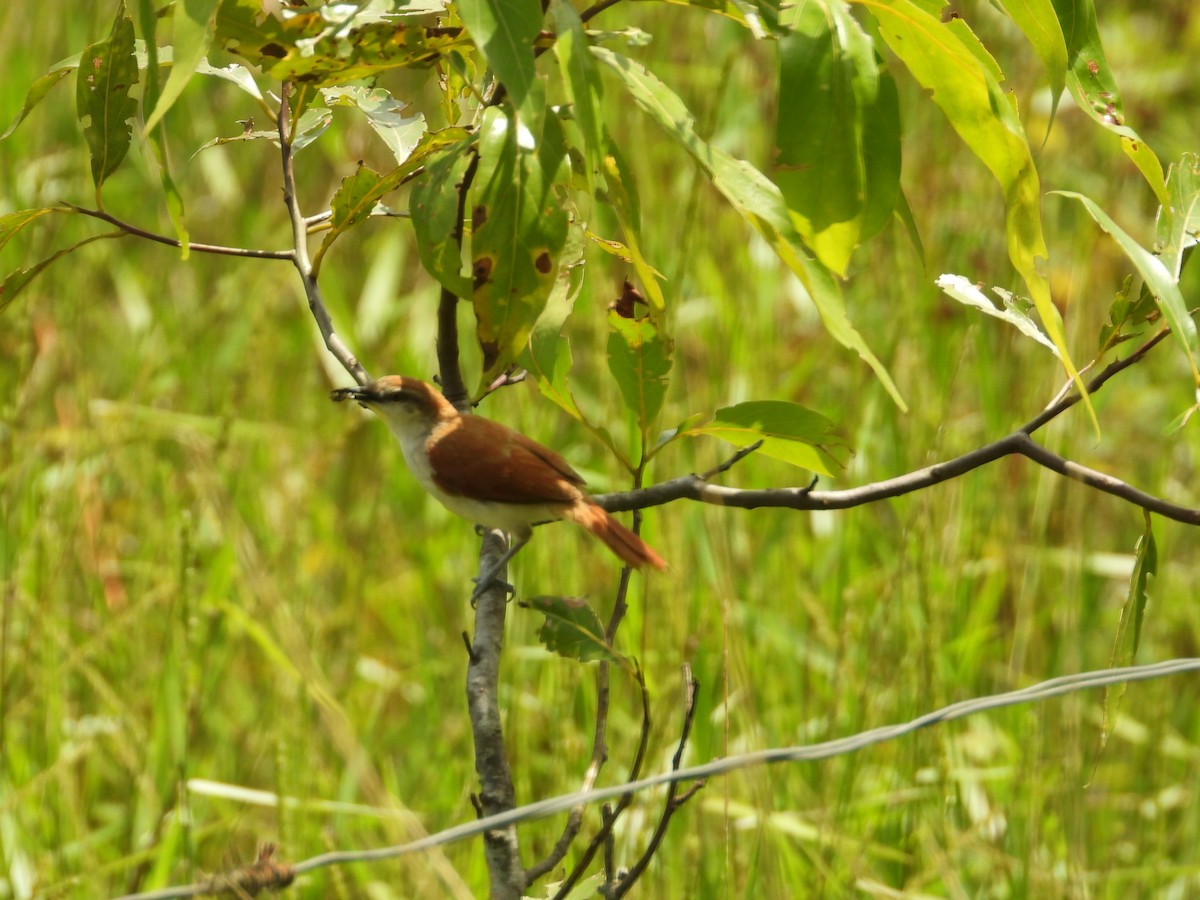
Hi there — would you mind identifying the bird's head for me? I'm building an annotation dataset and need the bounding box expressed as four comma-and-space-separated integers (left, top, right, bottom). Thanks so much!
331, 376, 455, 431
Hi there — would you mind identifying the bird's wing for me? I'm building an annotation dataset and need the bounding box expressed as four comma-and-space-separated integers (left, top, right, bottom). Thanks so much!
427, 415, 586, 505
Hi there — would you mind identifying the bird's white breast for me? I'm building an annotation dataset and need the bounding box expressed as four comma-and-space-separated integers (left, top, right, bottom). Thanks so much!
382, 415, 559, 536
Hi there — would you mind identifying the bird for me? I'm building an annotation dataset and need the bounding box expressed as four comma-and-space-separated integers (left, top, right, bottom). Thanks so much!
331, 376, 666, 599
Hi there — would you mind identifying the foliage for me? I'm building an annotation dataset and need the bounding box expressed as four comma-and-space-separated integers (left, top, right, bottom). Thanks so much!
3, 0, 1200, 897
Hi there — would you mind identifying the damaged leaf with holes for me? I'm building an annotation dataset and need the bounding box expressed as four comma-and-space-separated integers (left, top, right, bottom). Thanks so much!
525, 595, 625, 665
215, 0, 472, 86
469, 106, 571, 391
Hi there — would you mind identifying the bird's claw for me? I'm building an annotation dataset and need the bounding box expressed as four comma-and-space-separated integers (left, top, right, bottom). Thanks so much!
469, 575, 515, 606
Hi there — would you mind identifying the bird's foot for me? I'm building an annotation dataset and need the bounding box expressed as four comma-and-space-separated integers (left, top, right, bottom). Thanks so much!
469, 574, 515, 606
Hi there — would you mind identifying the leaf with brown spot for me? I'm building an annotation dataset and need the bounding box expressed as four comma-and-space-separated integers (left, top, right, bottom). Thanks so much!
472, 255, 494, 290
469, 106, 571, 392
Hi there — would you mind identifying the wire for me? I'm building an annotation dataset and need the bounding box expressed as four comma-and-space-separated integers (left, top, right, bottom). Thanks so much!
112, 657, 1200, 899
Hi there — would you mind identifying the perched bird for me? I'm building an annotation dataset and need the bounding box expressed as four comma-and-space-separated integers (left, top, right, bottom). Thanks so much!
332, 376, 666, 598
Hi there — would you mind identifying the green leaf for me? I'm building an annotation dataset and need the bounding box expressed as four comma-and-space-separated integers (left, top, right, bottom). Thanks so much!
1, 67, 72, 140
553, 0, 606, 194
76, 1, 140, 191
593, 46, 905, 410
2, 233, 124, 315
324, 165, 385, 245
1155, 153, 1200, 281
1055, 190, 1198, 384
995, 0, 1067, 128
684, 400, 848, 475
600, 139, 667, 319
137, 0, 189, 256
775, 1, 900, 274
469, 107, 571, 389
1049, 0, 1166, 203
316, 127, 470, 269
524, 595, 625, 665
143, 0, 220, 134
456, 0, 545, 137
0, 208, 57, 253
410, 137, 476, 298
519, 221, 586, 421
607, 309, 672, 442
1051, 0, 1130, 135
855, 0, 1089, 427
893, 187, 926, 266
321, 85, 427, 166
1121, 139, 1167, 208
1099, 512, 1155, 754
518, 226, 626, 465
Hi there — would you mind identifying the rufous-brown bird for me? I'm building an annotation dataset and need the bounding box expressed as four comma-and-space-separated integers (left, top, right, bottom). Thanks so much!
332, 376, 666, 598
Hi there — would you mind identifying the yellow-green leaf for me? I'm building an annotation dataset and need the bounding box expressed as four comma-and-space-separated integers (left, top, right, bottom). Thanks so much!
855, 0, 1091, 427
685, 400, 849, 475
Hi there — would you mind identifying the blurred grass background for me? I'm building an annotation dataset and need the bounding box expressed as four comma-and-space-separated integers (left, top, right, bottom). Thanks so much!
3, 1, 1200, 897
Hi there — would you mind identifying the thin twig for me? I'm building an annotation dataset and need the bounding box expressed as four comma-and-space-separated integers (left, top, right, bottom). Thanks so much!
528, 469, 654, 887
436, 149, 480, 410
580, 0, 624, 24
609, 667, 703, 897
277, 82, 369, 386
542, 464, 657, 895
602, 804, 617, 884
700, 439, 764, 479
523, 646, 611, 883
63, 204, 294, 259
552, 659, 653, 899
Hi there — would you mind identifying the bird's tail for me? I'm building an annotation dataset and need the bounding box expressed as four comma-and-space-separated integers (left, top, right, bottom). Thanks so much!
566, 502, 668, 571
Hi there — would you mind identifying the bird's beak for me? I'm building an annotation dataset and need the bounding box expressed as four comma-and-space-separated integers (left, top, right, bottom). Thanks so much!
330, 386, 373, 405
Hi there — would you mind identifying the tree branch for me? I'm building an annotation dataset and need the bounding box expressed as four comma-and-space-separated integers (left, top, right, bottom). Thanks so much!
466, 530, 526, 899
443, 121, 519, 900
63, 203, 294, 259
594, 327, 1200, 523
277, 83, 369, 386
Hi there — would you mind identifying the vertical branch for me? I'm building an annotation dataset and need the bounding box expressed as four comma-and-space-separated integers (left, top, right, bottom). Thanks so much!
434, 128, 522, 895
436, 151, 479, 410
277, 82, 368, 386
466, 530, 526, 899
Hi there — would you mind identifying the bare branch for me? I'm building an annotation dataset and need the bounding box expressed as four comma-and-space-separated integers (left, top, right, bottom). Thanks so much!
580, 0, 624, 25
525, 569, 629, 886
436, 149, 480, 410
700, 439, 764, 479
277, 83, 369, 386
551, 659, 653, 899
63, 204, 294, 259
466, 529, 526, 899
1014, 434, 1200, 523
609, 666, 703, 898
595, 327, 1200, 523
1020, 326, 1171, 434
